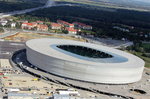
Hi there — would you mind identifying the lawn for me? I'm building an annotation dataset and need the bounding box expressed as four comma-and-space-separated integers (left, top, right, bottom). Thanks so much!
142, 43, 150, 50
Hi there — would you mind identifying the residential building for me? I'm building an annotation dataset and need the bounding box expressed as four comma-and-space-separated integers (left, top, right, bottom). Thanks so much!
11, 23, 16, 28
69, 24, 74, 28
113, 26, 130, 32
21, 23, 36, 29
0, 19, 8, 26
66, 27, 77, 34
73, 22, 92, 30
37, 24, 48, 31
57, 20, 74, 28
31, 22, 38, 26
83, 25, 93, 30
36, 21, 44, 24
51, 23, 62, 30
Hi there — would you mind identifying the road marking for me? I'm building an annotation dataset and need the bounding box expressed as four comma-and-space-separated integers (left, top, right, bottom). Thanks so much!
0, 52, 10, 54
10, 43, 24, 46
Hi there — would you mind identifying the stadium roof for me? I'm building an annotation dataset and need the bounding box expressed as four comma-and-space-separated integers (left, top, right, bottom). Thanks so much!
26, 38, 144, 68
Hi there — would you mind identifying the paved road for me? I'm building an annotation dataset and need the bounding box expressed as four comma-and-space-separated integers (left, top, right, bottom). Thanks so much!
0, 31, 19, 39
0, 41, 25, 59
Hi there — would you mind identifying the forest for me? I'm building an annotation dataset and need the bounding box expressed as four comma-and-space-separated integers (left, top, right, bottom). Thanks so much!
0, 0, 44, 13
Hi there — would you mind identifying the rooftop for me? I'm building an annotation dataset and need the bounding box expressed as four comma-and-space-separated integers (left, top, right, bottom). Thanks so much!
26, 38, 144, 67
51, 23, 61, 27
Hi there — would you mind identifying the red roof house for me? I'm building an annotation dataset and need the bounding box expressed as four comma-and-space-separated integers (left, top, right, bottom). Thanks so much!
51, 23, 62, 30
37, 24, 48, 31
57, 20, 74, 28
21, 22, 37, 29
66, 27, 77, 34
36, 21, 44, 24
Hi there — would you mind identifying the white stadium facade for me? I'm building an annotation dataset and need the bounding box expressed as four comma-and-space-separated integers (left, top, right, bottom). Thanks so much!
26, 38, 145, 84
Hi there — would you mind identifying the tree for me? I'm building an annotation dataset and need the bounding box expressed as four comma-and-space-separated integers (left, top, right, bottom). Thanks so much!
0, 28, 4, 33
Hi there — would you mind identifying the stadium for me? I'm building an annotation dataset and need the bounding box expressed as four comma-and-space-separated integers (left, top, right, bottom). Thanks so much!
26, 38, 145, 84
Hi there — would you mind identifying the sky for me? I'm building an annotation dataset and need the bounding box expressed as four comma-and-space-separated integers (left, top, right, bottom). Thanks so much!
132, 0, 150, 3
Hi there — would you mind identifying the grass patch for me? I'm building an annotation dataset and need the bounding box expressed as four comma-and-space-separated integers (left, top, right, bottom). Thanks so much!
141, 43, 150, 49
